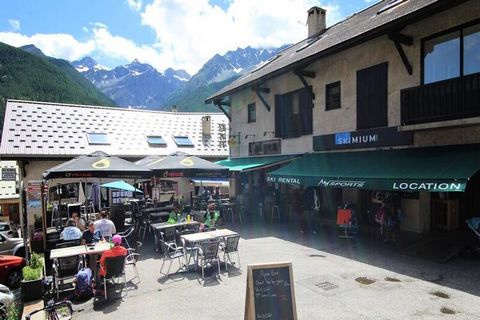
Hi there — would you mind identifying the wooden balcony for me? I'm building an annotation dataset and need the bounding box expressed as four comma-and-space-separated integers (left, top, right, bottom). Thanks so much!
401, 72, 480, 126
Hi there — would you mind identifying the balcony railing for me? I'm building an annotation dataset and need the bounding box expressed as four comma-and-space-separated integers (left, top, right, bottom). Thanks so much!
401, 72, 480, 126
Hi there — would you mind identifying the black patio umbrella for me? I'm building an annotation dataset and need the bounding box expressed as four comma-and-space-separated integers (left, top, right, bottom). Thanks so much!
43, 151, 152, 180
135, 152, 229, 179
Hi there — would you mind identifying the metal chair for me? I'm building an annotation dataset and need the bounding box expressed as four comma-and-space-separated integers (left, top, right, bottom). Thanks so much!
102, 255, 127, 299
53, 254, 83, 298
198, 241, 221, 279
116, 226, 135, 249
125, 241, 142, 283
220, 235, 241, 271
180, 231, 199, 271
159, 240, 185, 276
184, 223, 200, 233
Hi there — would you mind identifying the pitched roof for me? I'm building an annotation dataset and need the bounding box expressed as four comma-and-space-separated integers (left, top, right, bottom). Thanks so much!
0, 100, 229, 159
206, 0, 459, 103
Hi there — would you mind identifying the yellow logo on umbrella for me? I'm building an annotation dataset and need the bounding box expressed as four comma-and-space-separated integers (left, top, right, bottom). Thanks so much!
180, 157, 194, 166
92, 158, 111, 169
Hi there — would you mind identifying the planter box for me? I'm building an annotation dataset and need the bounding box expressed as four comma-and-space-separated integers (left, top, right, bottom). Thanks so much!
21, 278, 43, 302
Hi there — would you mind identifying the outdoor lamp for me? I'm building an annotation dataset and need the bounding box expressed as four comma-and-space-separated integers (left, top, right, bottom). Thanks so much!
244, 134, 256, 140
263, 131, 275, 136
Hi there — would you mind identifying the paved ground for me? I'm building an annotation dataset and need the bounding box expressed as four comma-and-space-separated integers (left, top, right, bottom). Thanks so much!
72, 223, 480, 320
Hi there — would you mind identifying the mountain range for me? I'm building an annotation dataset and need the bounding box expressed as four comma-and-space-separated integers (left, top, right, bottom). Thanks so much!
71, 45, 288, 112
0, 42, 115, 132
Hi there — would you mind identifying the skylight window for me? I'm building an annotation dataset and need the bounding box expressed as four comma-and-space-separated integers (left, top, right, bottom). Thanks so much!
87, 133, 110, 145
377, 0, 408, 15
146, 135, 167, 146
173, 136, 194, 147
296, 36, 321, 53
251, 55, 281, 73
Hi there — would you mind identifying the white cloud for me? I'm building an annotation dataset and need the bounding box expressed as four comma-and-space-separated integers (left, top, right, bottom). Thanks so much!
0, 1, 343, 75
8, 19, 20, 31
0, 32, 95, 61
127, 0, 142, 11
140, 0, 341, 74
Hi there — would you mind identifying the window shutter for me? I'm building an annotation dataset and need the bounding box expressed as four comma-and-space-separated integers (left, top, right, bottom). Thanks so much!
300, 87, 313, 135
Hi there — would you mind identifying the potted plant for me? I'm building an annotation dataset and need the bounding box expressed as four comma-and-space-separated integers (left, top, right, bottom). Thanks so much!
20, 252, 44, 302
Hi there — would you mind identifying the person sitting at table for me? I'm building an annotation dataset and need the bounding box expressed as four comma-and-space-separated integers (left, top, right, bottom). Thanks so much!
98, 235, 127, 277
72, 211, 86, 231
168, 201, 182, 223
94, 210, 116, 239
60, 218, 82, 241
204, 203, 220, 229
81, 220, 104, 245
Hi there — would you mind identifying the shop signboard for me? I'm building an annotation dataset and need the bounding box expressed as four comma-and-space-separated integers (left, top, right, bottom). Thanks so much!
249, 139, 281, 156
266, 175, 467, 192
1, 168, 16, 181
27, 181, 42, 209
244, 262, 296, 320
313, 127, 413, 151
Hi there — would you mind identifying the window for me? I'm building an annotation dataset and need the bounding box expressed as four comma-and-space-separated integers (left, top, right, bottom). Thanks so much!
423, 21, 480, 84
325, 81, 341, 110
274, 87, 313, 139
86, 133, 110, 145
377, 0, 408, 15
247, 103, 256, 123
173, 136, 194, 147
146, 135, 167, 146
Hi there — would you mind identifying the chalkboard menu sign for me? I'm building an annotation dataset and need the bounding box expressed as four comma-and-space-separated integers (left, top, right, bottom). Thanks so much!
244, 262, 296, 320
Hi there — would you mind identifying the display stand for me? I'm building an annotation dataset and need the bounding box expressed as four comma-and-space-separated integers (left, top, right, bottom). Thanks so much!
336, 208, 357, 239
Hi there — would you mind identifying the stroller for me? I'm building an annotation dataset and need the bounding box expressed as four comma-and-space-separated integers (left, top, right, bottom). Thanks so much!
464, 217, 480, 258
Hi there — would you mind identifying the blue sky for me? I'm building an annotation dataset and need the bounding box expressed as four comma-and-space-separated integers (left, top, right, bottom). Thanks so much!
0, 0, 377, 75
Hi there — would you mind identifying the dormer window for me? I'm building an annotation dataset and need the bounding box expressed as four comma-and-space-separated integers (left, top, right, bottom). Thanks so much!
173, 136, 194, 147
146, 135, 167, 146
87, 133, 110, 145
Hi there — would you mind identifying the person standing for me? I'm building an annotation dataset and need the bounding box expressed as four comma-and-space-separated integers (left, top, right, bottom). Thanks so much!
94, 210, 116, 239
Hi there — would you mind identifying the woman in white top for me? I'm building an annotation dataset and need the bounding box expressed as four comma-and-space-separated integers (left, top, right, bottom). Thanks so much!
93, 210, 116, 238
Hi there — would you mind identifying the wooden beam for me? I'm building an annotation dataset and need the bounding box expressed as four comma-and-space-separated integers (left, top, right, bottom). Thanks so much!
294, 69, 316, 101
388, 33, 413, 75
254, 87, 271, 112
213, 100, 231, 121
388, 32, 413, 46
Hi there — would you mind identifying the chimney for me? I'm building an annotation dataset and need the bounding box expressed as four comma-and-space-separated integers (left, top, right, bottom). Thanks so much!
202, 116, 211, 136
307, 7, 326, 37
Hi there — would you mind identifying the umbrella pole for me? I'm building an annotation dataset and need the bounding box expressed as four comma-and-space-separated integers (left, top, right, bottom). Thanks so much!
41, 180, 47, 253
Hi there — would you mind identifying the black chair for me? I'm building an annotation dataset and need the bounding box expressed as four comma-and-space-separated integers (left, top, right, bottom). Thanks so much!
53, 254, 83, 298
184, 223, 200, 233
198, 241, 220, 279
56, 239, 81, 248
203, 227, 217, 232
220, 235, 241, 271
102, 255, 127, 299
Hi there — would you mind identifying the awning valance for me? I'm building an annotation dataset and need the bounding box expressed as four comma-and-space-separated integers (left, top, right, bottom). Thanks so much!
267, 145, 480, 192
216, 154, 299, 172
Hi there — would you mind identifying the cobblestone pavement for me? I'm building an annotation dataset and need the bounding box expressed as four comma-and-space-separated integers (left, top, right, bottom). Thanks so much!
72, 223, 480, 320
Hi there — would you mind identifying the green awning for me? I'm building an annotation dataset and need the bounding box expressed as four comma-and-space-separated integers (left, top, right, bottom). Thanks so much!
267, 145, 480, 192
216, 154, 299, 172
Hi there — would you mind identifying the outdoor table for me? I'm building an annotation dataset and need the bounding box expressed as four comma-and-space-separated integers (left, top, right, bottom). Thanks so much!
50, 242, 110, 280
181, 229, 239, 271
151, 221, 200, 252
181, 228, 238, 244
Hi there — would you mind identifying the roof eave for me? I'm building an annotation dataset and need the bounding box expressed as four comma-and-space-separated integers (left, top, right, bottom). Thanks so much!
205, 0, 467, 104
